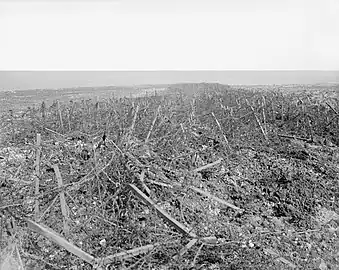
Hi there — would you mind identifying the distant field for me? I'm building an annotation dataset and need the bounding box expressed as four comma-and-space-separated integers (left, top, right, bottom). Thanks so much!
0, 85, 169, 114
1, 71, 339, 91
0, 83, 337, 114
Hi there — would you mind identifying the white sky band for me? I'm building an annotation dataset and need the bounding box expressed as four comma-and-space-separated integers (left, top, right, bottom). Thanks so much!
1, 0, 339, 70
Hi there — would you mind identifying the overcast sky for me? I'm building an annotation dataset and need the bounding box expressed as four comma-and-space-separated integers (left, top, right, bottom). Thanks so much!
1, 0, 338, 70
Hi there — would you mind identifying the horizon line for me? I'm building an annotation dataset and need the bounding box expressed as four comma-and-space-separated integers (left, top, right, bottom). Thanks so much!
1, 70, 339, 72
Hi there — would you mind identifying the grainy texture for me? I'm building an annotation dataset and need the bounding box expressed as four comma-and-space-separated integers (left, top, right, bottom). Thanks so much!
0, 83, 338, 269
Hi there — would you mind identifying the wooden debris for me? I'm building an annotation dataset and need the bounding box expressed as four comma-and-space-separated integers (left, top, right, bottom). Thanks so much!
326, 102, 339, 115
56, 100, 64, 133
146, 179, 173, 188
278, 134, 312, 142
129, 104, 140, 134
263, 248, 297, 269
191, 243, 204, 267
146, 105, 161, 143
139, 170, 151, 196
211, 112, 232, 151
38, 195, 58, 222
26, 219, 95, 265
100, 244, 157, 265
34, 133, 41, 221
189, 186, 242, 211
199, 236, 218, 245
246, 99, 268, 140
44, 127, 67, 137
129, 184, 196, 238
53, 165, 70, 237
173, 239, 198, 260
193, 158, 222, 173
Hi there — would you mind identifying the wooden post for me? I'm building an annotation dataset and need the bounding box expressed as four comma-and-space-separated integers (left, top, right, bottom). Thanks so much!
211, 112, 232, 151
53, 165, 70, 238
41, 101, 46, 122
34, 133, 41, 221
94, 97, 99, 129
68, 101, 75, 132
56, 100, 64, 133
262, 96, 268, 135
246, 99, 268, 141
129, 104, 140, 135
145, 105, 161, 143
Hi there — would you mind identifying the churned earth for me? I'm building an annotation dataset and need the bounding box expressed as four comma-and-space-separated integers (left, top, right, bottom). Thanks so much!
0, 83, 338, 269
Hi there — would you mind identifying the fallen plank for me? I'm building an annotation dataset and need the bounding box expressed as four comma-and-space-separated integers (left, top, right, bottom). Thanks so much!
189, 186, 242, 211
26, 219, 95, 265
129, 184, 196, 238
193, 158, 223, 173
53, 164, 70, 237
100, 244, 157, 265
173, 239, 198, 260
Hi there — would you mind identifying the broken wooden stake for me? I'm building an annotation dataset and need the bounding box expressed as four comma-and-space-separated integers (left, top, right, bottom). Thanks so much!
53, 165, 70, 238
129, 184, 196, 238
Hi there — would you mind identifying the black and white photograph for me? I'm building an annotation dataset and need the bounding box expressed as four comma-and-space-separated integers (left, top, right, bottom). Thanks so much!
0, 0, 338, 269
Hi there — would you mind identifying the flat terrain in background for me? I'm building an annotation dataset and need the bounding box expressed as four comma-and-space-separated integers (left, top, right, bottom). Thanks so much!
0, 85, 169, 114
1, 71, 339, 91
0, 83, 338, 114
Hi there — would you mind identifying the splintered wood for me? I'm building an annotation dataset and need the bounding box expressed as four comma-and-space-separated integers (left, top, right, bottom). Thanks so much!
53, 164, 70, 237
34, 133, 41, 221
100, 244, 158, 265
26, 219, 95, 265
128, 184, 197, 238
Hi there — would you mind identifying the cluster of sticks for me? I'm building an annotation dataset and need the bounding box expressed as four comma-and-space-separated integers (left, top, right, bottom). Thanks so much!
1, 86, 338, 268
3, 130, 240, 269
